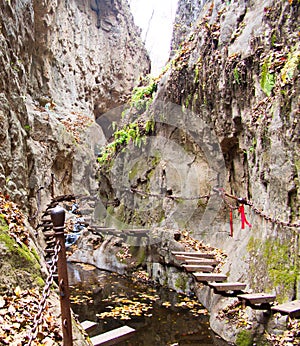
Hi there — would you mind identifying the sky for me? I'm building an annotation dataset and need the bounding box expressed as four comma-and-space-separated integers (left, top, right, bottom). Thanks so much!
129, 0, 178, 76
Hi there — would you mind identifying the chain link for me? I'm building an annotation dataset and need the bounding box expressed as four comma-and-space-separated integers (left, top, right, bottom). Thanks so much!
128, 187, 210, 201
243, 198, 300, 229
128, 186, 299, 228
26, 241, 61, 346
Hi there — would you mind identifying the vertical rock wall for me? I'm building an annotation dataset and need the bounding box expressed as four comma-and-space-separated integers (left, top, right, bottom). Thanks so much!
0, 0, 150, 214
159, 0, 299, 301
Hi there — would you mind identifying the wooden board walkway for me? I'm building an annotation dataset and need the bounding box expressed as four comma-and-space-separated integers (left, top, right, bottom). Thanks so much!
271, 300, 300, 318
172, 251, 215, 259
90, 326, 135, 346
209, 282, 247, 292
237, 293, 276, 305
193, 273, 227, 282
182, 264, 214, 272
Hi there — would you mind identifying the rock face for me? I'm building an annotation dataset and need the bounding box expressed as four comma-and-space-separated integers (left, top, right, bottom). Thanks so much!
0, 0, 150, 214
31, 0, 150, 116
92, 0, 299, 342
160, 0, 299, 302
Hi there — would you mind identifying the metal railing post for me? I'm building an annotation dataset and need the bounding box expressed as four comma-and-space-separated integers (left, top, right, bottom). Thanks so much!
51, 205, 73, 346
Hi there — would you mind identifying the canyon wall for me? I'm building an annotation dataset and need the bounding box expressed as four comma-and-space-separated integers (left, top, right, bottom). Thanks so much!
0, 0, 150, 216
97, 0, 299, 305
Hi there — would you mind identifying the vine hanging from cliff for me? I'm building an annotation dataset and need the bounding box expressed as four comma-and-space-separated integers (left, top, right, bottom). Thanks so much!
97, 76, 157, 169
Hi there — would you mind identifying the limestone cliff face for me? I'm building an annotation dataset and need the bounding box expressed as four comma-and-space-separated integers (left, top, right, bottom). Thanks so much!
158, 0, 299, 301
0, 0, 150, 214
31, 0, 150, 115
98, 0, 299, 306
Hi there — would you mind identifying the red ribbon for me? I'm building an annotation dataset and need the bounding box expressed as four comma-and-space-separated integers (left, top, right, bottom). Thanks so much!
238, 204, 252, 229
229, 209, 233, 237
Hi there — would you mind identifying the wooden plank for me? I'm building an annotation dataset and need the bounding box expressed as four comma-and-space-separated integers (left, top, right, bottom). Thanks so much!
172, 251, 215, 259
209, 282, 247, 292
183, 259, 219, 266
90, 326, 135, 346
193, 273, 227, 282
271, 300, 300, 317
237, 293, 276, 305
182, 264, 214, 272
81, 320, 98, 333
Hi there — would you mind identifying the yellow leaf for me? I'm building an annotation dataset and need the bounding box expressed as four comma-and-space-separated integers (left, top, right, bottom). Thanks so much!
14, 286, 22, 297
0, 296, 5, 308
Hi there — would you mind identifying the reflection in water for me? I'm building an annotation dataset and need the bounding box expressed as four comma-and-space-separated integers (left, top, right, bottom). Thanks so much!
68, 263, 229, 346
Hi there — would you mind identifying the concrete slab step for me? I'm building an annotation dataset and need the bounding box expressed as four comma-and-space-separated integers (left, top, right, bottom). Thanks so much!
183, 258, 219, 266
182, 264, 215, 272
271, 300, 300, 318
209, 282, 247, 292
81, 320, 98, 333
237, 293, 276, 305
172, 251, 215, 259
193, 273, 227, 282
90, 326, 135, 346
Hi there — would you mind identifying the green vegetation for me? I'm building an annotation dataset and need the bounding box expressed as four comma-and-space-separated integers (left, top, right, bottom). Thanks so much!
260, 56, 275, 96
281, 46, 300, 85
97, 118, 155, 166
233, 67, 240, 85
98, 76, 157, 168
247, 236, 298, 302
0, 219, 44, 289
194, 65, 200, 84
23, 124, 31, 134
175, 273, 188, 292
236, 330, 253, 346
130, 77, 157, 112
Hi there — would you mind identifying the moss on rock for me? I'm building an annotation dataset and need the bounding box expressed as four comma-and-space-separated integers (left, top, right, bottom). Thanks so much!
247, 236, 298, 303
0, 218, 44, 293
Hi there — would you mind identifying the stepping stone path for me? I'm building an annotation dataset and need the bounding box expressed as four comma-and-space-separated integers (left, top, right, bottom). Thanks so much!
271, 300, 300, 318
171, 250, 300, 318
237, 293, 276, 306
81, 320, 97, 333
80, 322, 135, 346
90, 326, 135, 346
209, 282, 247, 292
193, 273, 228, 282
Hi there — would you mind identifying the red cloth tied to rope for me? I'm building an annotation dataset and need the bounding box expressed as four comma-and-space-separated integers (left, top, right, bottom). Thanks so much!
229, 209, 233, 237
238, 204, 252, 229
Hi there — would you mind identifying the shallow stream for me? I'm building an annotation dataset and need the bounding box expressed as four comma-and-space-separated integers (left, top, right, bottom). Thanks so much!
68, 263, 229, 345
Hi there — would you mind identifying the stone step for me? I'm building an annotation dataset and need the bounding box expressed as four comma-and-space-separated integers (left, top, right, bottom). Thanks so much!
271, 300, 300, 318
183, 258, 219, 266
209, 282, 247, 292
182, 264, 215, 272
81, 320, 98, 333
90, 326, 135, 346
237, 293, 276, 305
193, 273, 227, 282
172, 251, 215, 259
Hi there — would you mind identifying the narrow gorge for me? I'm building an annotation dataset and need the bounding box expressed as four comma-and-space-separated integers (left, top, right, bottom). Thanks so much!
0, 0, 299, 345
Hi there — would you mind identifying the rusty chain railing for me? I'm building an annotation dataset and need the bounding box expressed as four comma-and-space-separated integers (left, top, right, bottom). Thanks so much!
125, 186, 300, 229
26, 241, 61, 346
